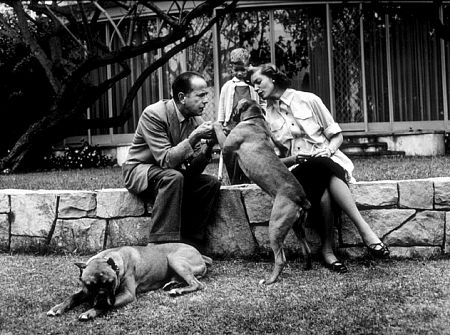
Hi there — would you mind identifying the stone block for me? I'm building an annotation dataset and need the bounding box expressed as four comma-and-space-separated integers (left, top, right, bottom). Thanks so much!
51, 218, 106, 253
106, 217, 152, 248
337, 246, 366, 259
385, 211, 445, 246
398, 180, 433, 209
434, 177, 450, 209
252, 225, 322, 255
341, 209, 415, 245
10, 235, 47, 252
10, 191, 57, 237
389, 246, 442, 258
58, 191, 97, 218
349, 181, 398, 208
205, 188, 256, 256
445, 212, 450, 254
96, 189, 145, 218
0, 213, 9, 251
241, 185, 273, 224
0, 193, 9, 213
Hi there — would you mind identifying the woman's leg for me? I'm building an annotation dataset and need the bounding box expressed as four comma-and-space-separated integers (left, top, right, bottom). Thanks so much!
319, 189, 339, 265
318, 189, 348, 272
328, 176, 382, 247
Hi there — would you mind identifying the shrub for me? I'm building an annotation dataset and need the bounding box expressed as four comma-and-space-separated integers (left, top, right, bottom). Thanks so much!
42, 141, 114, 170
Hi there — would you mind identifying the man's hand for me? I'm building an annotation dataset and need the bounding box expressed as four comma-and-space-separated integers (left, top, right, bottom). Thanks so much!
188, 121, 214, 147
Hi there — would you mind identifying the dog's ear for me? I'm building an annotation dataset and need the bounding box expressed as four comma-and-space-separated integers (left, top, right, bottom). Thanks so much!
74, 262, 87, 278
74, 262, 87, 269
107, 257, 119, 274
236, 98, 251, 115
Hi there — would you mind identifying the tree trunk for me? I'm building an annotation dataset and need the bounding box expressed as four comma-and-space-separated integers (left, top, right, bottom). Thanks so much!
0, 81, 95, 172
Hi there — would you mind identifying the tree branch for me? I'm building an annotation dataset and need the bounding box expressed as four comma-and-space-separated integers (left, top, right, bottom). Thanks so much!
80, 2, 234, 130
11, 0, 60, 94
140, 1, 179, 28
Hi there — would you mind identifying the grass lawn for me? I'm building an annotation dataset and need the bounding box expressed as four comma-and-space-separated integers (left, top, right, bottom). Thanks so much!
1, 156, 450, 334
1, 156, 450, 190
1, 254, 450, 335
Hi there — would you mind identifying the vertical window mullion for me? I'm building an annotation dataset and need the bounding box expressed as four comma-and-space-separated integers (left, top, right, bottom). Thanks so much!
385, 12, 394, 129
269, 10, 275, 65
106, 24, 114, 140
360, 3, 368, 131
326, 4, 335, 119
213, 8, 220, 118
440, 5, 449, 129
157, 18, 163, 100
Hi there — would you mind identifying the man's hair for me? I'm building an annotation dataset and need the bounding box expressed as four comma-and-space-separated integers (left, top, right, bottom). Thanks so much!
172, 71, 205, 103
252, 63, 291, 90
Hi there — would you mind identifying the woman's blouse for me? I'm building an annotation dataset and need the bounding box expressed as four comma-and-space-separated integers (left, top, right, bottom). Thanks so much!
266, 88, 355, 182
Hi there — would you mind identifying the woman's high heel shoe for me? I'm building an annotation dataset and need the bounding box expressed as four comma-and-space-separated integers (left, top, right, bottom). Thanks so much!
366, 242, 390, 259
324, 260, 348, 274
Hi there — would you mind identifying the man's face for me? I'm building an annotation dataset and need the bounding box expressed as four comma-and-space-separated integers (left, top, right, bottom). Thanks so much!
180, 77, 209, 117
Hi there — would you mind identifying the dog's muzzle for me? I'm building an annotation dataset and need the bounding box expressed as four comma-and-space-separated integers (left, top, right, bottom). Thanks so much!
92, 285, 116, 308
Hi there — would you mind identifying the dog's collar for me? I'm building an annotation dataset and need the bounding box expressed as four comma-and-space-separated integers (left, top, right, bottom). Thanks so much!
241, 115, 265, 122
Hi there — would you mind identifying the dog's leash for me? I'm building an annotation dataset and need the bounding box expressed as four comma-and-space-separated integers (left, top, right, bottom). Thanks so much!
217, 151, 224, 181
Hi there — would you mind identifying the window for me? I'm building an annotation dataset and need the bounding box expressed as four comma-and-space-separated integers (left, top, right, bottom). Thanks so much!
389, 4, 443, 122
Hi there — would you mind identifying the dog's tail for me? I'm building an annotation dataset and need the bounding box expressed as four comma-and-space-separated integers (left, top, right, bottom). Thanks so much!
202, 255, 213, 267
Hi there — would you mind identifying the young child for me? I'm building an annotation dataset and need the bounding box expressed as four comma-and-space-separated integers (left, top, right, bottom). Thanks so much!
217, 48, 262, 185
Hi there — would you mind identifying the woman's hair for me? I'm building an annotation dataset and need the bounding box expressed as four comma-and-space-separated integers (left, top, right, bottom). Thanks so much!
253, 63, 291, 89
172, 71, 204, 102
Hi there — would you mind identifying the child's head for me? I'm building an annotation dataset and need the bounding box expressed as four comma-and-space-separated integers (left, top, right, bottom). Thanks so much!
229, 48, 250, 81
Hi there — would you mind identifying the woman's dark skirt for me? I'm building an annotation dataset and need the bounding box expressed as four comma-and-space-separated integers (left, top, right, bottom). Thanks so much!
291, 157, 347, 225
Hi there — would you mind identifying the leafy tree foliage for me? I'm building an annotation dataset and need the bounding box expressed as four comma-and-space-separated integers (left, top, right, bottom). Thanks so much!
0, 0, 237, 172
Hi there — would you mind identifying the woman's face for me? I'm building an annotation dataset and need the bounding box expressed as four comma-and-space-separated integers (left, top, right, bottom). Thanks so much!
251, 69, 275, 100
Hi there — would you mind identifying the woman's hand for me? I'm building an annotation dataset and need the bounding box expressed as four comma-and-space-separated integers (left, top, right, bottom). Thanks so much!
312, 147, 334, 158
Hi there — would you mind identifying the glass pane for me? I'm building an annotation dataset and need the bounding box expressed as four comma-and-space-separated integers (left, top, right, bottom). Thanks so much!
108, 18, 160, 135
219, 9, 271, 86
363, 5, 389, 123
331, 4, 364, 124
390, 4, 443, 121
90, 64, 110, 135
273, 6, 328, 105
443, 5, 450, 122
186, 16, 215, 122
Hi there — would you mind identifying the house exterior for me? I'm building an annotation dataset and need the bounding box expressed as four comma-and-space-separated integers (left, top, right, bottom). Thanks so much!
68, 1, 450, 159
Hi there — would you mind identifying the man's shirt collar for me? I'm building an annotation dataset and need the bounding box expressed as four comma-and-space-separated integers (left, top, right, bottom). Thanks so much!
173, 100, 186, 123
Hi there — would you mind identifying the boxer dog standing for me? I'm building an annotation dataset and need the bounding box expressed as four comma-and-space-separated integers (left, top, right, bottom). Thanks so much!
213, 99, 312, 285
47, 243, 211, 320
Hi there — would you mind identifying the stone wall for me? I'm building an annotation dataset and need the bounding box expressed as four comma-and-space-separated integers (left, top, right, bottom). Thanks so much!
1, 177, 450, 258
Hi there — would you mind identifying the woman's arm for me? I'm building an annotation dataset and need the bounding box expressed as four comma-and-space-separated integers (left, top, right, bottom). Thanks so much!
313, 132, 343, 157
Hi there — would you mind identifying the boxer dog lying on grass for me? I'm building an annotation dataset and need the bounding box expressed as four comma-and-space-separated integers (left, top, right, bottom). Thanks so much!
213, 98, 312, 285
47, 243, 211, 321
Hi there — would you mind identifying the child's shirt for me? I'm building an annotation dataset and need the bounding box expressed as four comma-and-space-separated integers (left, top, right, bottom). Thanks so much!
218, 76, 261, 123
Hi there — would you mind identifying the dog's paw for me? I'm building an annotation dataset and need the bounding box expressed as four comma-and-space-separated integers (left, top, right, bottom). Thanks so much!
47, 304, 64, 316
78, 310, 97, 321
163, 280, 182, 291
47, 309, 58, 317
168, 288, 183, 296
259, 278, 277, 286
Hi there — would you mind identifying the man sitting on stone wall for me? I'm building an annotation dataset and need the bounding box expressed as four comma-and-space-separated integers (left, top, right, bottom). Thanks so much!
122, 71, 221, 252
